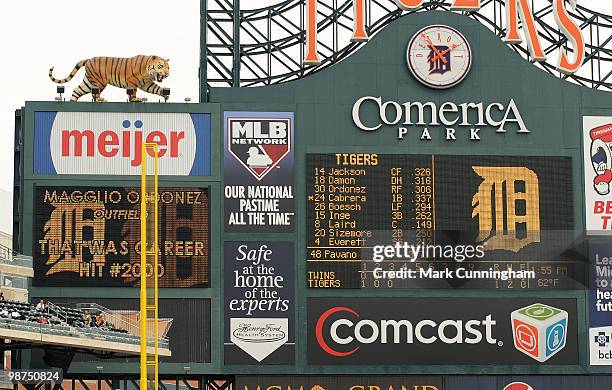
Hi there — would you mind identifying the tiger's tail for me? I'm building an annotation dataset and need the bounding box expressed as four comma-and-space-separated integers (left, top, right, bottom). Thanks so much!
49, 60, 88, 84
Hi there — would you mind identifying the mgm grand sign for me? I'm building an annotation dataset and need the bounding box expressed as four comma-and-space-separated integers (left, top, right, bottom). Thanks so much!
236, 376, 442, 390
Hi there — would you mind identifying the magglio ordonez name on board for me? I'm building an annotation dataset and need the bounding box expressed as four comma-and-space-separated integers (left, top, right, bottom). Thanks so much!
373, 267, 536, 280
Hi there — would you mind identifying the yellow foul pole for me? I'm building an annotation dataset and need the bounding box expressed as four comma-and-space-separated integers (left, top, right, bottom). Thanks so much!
141, 143, 159, 390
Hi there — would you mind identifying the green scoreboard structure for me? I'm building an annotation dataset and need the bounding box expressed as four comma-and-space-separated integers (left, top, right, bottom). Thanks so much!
13, 0, 612, 388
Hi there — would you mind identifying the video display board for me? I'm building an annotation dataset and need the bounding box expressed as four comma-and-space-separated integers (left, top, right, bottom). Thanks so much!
306, 154, 577, 289
33, 186, 209, 287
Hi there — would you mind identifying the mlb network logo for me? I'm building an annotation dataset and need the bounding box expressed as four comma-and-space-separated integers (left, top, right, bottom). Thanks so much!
226, 112, 293, 181
511, 303, 568, 362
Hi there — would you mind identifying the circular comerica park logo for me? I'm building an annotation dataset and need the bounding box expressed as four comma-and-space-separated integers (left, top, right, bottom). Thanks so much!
407, 25, 472, 89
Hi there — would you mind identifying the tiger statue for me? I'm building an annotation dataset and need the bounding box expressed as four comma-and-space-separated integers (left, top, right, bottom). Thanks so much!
49, 55, 170, 102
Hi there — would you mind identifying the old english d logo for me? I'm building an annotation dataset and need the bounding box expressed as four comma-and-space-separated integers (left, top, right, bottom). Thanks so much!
227, 116, 292, 181
428, 45, 452, 75
472, 166, 541, 252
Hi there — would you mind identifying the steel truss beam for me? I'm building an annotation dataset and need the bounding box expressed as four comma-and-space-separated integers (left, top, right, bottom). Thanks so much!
204, 0, 612, 92
18, 374, 233, 390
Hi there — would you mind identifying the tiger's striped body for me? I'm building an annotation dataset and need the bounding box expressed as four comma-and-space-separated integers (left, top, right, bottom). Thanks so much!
49, 55, 170, 102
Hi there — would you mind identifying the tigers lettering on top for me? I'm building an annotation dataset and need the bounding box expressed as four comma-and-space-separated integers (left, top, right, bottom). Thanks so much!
304, 0, 585, 74
34, 111, 211, 175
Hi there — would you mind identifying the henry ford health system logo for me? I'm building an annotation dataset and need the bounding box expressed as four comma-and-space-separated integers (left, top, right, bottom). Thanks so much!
227, 116, 292, 181
230, 318, 288, 362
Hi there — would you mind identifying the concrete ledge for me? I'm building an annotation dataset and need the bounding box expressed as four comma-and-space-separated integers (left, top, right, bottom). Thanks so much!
0, 326, 171, 356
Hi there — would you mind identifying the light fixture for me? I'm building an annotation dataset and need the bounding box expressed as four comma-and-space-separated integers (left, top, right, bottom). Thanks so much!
96, 366, 103, 387
184, 97, 191, 103
56, 86, 65, 101
126, 88, 135, 101
162, 88, 170, 102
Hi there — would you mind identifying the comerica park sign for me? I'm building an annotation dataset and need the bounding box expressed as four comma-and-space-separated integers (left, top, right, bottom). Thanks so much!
352, 97, 528, 141
304, 0, 585, 74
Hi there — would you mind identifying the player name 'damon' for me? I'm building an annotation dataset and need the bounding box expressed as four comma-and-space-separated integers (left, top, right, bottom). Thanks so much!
328, 176, 358, 185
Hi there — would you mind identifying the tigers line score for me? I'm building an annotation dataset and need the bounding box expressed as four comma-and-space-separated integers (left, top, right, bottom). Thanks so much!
306, 153, 581, 290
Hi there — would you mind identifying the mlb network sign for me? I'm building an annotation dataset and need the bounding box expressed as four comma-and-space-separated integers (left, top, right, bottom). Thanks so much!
34, 111, 211, 175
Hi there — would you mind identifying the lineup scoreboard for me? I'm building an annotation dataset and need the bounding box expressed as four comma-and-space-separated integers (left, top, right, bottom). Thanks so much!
306, 154, 578, 289
33, 186, 210, 288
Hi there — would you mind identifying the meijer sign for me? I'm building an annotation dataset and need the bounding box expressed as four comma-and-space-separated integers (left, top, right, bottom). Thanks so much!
34, 112, 211, 176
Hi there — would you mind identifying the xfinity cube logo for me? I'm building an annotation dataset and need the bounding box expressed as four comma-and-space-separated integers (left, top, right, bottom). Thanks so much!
227, 116, 292, 181
511, 303, 568, 362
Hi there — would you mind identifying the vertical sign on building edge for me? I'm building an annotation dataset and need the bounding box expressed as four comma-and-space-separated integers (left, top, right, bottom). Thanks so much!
224, 241, 294, 364
224, 112, 295, 233
589, 243, 612, 365
583, 116, 612, 235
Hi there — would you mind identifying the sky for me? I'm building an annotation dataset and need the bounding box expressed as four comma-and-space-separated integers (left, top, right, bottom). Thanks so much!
0, 0, 609, 236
